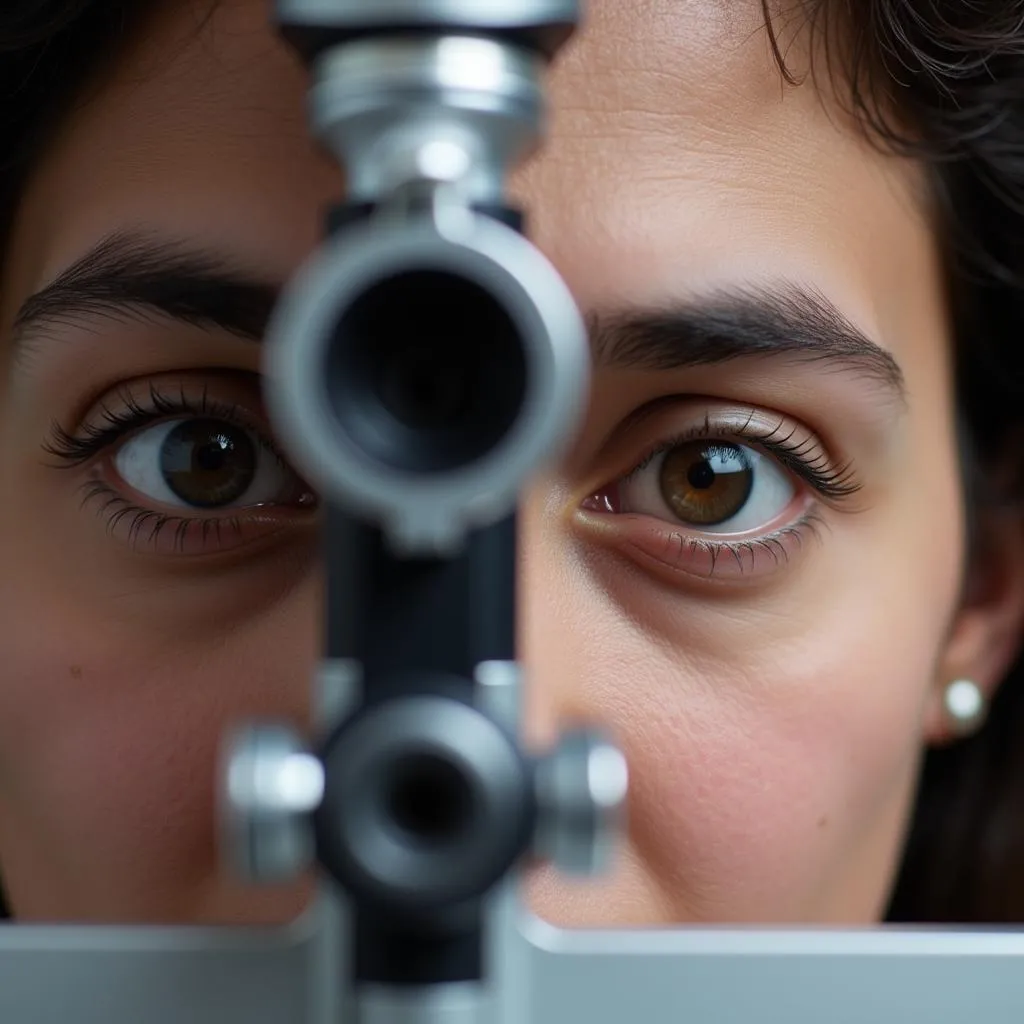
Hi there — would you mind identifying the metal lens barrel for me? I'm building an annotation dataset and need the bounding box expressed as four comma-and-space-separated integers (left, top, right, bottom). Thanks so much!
325, 267, 528, 475
263, 211, 588, 554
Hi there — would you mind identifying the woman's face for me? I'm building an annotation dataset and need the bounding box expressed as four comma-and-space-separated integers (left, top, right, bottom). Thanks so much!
0, 0, 995, 925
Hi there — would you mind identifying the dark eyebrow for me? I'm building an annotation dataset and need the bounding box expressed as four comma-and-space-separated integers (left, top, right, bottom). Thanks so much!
11, 229, 906, 408
589, 285, 906, 405
10, 228, 280, 358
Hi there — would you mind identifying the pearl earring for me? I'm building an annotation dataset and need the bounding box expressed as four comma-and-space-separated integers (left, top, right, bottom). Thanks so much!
943, 678, 987, 737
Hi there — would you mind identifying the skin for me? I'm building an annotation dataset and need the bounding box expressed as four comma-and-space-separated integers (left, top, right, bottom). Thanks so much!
1, 0, 1023, 926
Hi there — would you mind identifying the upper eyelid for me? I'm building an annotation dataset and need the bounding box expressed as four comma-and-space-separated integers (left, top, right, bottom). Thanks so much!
606, 405, 835, 477
593, 384, 884, 464
41, 383, 284, 470
597, 404, 864, 507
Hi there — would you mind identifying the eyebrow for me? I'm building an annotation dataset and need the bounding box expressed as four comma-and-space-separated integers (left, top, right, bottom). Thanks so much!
588, 289, 905, 405
10, 228, 906, 405
11, 230, 279, 355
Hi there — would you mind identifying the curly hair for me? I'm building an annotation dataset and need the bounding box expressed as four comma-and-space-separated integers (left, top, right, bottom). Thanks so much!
1, 0, 1023, 922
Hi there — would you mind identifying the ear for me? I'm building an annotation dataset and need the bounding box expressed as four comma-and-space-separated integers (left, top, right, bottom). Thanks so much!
925, 504, 1024, 746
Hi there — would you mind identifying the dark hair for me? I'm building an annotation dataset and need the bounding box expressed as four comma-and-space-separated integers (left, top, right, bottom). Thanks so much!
758, 2, 1024, 921
1, 0, 1024, 923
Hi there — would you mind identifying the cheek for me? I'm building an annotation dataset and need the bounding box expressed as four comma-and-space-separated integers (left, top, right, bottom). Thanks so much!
522, 524, 952, 924
1, 667, 226, 908
618, 636, 926, 922
0, 555, 318, 919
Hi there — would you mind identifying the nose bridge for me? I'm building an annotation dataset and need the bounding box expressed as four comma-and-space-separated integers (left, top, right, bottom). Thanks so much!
516, 494, 581, 751
243, 548, 324, 733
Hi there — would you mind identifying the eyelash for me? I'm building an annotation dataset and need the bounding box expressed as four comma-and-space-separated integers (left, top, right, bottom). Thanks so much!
41, 384, 856, 569
42, 382, 301, 554
42, 381, 285, 466
621, 411, 861, 501
610, 412, 861, 576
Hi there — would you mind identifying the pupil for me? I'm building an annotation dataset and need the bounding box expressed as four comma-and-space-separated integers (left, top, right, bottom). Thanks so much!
161, 419, 256, 508
197, 443, 225, 472
687, 460, 717, 489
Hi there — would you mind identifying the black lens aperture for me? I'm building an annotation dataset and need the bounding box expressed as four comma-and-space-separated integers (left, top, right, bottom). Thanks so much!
327, 270, 528, 473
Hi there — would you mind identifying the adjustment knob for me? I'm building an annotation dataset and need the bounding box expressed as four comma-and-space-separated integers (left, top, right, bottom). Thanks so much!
315, 692, 534, 916
220, 725, 325, 883
533, 731, 628, 875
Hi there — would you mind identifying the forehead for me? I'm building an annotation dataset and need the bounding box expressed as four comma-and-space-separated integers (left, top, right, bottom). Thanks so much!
3, 0, 938, 352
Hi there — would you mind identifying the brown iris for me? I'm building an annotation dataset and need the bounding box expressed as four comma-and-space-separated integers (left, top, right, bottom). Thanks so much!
659, 441, 754, 526
160, 419, 257, 508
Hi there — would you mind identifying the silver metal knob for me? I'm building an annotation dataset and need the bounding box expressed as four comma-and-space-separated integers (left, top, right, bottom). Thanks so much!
219, 724, 325, 883
533, 731, 628, 876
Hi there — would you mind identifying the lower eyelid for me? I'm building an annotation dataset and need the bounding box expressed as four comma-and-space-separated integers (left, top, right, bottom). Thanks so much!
78, 477, 315, 558
575, 507, 823, 585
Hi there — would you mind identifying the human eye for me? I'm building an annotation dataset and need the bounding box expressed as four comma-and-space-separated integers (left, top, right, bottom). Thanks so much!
40, 375, 318, 557
579, 403, 863, 583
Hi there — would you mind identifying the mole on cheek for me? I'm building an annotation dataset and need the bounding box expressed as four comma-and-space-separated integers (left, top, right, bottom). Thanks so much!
69, 666, 82, 679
